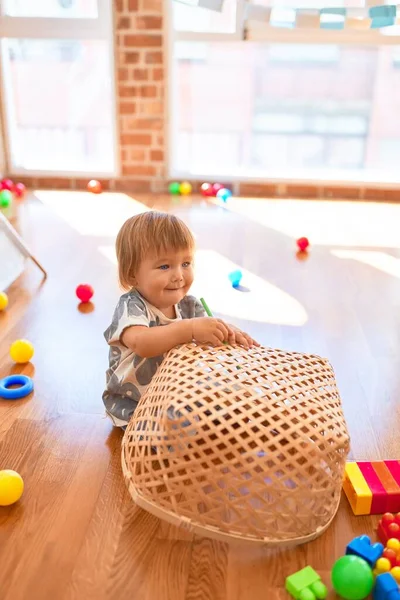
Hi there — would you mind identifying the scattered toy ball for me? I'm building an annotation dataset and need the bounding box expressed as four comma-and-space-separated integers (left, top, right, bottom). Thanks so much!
87, 179, 102, 194
179, 181, 192, 195
10, 339, 35, 364
216, 188, 232, 202
0, 292, 8, 311
0, 470, 24, 506
76, 284, 94, 303
14, 183, 26, 199
0, 178, 14, 192
228, 270, 243, 288
297, 237, 310, 252
200, 183, 214, 197
212, 183, 224, 196
168, 181, 181, 195
331, 555, 374, 600
0, 189, 13, 208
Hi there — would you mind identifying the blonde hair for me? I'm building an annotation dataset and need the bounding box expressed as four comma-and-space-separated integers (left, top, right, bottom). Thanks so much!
116, 211, 195, 290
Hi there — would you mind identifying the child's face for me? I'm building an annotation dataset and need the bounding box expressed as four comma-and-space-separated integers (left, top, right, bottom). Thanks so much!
134, 248, 194, 309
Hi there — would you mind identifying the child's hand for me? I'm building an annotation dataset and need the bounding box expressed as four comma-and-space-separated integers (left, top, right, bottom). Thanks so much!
192, 317, 234, 346
229, 326, 260, 350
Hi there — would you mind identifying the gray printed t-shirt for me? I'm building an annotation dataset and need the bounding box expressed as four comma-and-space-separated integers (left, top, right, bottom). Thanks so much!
103, 289, 206, 427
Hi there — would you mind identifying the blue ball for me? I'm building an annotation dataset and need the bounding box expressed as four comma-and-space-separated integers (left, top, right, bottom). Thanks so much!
228, 270, 242, 288
216, 188, 232, 202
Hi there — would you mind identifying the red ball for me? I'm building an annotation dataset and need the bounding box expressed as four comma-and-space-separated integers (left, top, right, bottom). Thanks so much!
200, 183, 214, 197
1, 178, 14, 192
87, 179, 102, 194
383, 548, 397, 566
14, 183, 26, 198
212, 183, 224, 196
296, 237, 310, 252
76, 284, 94, 303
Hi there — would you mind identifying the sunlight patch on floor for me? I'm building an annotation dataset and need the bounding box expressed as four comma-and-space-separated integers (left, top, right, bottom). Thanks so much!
332, 249, 400, 278
98, 245, 117, 264
222, 197, 400, 249
98, 246, 307, 326
34, 190, 149, 236
191, 250, 307, 326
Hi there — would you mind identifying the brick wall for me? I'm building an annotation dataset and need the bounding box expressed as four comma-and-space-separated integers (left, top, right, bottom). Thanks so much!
115, 0, 165, 192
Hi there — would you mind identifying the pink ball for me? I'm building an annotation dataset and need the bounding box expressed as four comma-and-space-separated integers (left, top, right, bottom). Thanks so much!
212, 183, 224, 196
76, 284, 94, 303
296, 237, 310, 252
1, 178, 14, 192
200, 183, 214, 197
14, 183, 26, 198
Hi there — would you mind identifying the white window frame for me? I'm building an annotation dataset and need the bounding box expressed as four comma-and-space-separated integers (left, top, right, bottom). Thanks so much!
247, 25, 400, 46
168, 0, 400, 186
172, 0, 246, 41
0, 0, 119, 178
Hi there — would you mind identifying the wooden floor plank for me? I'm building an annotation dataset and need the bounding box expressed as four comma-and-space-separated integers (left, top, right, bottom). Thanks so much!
1, 192, 400, 599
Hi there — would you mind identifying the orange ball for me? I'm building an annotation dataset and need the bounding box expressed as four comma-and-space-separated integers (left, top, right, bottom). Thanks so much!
87, 179, 102, 194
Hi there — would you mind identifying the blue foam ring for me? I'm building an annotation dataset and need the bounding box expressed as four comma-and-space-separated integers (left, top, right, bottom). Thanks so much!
0, 374, 34, 400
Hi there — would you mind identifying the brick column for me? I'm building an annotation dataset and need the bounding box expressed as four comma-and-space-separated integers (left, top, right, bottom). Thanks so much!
115, 0, 166, 192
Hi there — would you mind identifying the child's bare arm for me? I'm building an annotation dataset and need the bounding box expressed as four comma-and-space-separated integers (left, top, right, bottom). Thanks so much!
122, 321, 192, 358
122, 318, 233, 358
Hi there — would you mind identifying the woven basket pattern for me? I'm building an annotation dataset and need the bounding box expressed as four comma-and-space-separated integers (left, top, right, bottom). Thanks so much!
122, 344, 350, 545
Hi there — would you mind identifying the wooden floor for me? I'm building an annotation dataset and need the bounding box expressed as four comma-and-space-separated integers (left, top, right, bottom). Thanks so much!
1, 191, 400, 600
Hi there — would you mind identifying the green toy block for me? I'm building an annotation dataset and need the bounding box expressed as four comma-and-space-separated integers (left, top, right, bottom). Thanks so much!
285, 566, 328, 600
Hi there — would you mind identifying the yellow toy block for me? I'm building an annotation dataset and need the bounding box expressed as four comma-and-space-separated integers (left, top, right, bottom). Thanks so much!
343, 462, 372, 515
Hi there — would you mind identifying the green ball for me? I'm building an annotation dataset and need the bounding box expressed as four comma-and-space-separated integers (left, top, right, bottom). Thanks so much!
0, 190, 12, 208
331, 556, 373, 600
168, 181, 181, 195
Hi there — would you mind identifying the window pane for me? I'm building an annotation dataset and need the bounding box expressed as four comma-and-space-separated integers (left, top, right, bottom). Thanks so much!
172, 42, 400, 182
173, 0, 237, 33
3, 39, 115, 174
3, 0, 98, 18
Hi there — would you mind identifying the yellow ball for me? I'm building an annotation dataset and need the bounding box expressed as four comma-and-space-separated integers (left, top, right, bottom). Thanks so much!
391, 567, 400, 583
387, 538, 400, 552
0, 292, 8, 310
179, 181, 192, 195
376, 557, 391, 573
0, 470, 24, 506
10, 339, 34, 363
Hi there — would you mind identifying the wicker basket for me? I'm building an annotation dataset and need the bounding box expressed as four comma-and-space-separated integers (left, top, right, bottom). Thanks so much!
122, 344, 350, 546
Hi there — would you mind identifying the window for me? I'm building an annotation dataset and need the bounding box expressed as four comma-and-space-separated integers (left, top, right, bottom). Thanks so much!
3, 0, 98, 19
169, 1, 400, 184
0, 0, 117, 176
173, 0, 239, 34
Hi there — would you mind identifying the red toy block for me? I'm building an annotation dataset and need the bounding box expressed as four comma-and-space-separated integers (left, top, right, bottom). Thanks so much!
358, 462, 388, 514
344, 461, 400, 515
378, 513, 400, 544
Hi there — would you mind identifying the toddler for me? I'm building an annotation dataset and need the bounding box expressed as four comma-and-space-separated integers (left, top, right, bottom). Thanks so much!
103, 211, 258, 428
